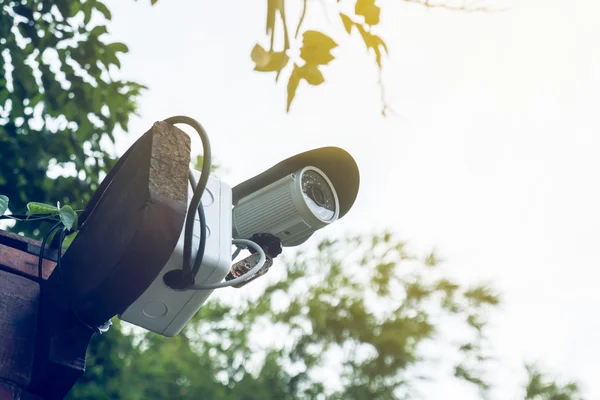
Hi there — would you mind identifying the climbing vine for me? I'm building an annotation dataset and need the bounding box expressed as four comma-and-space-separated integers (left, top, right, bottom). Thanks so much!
0, 194, 79, 232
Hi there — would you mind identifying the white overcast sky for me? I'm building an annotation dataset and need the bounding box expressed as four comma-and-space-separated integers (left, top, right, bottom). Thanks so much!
104, 0, 599, 398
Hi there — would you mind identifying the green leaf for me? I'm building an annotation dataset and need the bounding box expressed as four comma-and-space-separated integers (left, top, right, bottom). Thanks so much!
95, 2, 112, 20
108, 42, 129, 54
251, 44, 289, 72
151, 0, 159, 4
69, 1, 82, 18
103, 49, 121, 68
90, 25, 108, 38
83, 5, 93, 25
300, 30, 337, 66
27, 202, 59, 216
0, 195, 8, 216
355, 0, 381, 26
340, 13, 354, 34
59, 205, 78, 231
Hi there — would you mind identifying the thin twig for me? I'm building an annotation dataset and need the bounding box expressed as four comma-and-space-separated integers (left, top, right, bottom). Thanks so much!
280, 1, 291, 50
295, 0, 308, 39
377, 68, 395, 117
402, 0, 506, 13
0, 215, 60, 222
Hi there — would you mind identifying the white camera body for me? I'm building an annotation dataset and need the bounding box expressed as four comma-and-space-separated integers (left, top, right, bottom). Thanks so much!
120, 146, 360, 336
120, 172, 232, 336
233, 167, 339, 246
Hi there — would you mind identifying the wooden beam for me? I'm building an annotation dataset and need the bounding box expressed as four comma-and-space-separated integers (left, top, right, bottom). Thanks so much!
0, 271, 39, 387
0, 120, 191, 399
0, 230, 58, 280
55, 121, 191, 325
27, 121, 191, 399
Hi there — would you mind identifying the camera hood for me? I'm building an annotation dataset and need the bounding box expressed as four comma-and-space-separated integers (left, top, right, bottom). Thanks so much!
232, 147, 360, 219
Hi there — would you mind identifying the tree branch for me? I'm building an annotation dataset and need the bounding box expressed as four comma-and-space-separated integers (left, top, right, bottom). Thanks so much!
402, 0, 505, 13
377, 68, 394, 117
295, 0, 308, 39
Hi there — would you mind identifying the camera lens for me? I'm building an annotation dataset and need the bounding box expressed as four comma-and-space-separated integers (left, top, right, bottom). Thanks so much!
308, 185, 326, 206
301, 170, 336, 221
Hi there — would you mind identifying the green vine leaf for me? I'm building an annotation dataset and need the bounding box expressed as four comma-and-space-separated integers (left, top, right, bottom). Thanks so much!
59, 205, 78, 232
27, 202, 59, 216
0, 195, 8, 216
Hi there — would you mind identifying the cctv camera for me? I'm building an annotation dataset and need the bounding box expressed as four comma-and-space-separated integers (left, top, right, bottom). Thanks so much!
231, 146, 360, 246
233, 166, 339, 246
120, 144, 359, 337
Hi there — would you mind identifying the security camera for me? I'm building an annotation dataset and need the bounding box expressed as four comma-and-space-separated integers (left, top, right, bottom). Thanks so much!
231, 146, 360, 245
232, 166, 339, 246
120, 144, 359, 337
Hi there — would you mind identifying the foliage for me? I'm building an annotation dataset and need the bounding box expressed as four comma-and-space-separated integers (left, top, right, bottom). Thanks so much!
66, 232, 584, 400
0, 0, 495, 237
0, 0, 144, 236
524, 364, 585, 400
0, 194, 7, 215
146, 0, 496, 114
0, 194, 80, 231
0, 2, 585, 399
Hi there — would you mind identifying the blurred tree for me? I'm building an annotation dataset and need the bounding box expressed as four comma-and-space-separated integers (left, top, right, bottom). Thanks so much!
0, 2, 585, 399
524, 365, 585, 400
68, 232, 584, 400
0, 0, 143, 235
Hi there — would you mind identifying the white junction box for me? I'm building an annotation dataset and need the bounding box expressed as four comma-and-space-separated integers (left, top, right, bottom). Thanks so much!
120, 172, 232, 336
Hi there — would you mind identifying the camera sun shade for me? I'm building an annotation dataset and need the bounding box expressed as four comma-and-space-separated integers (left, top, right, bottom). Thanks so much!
232, 147, 360, 246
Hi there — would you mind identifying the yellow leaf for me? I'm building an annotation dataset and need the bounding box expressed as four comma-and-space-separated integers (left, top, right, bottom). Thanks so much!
299, 65, 324, 86
300, 30, 338, 66
286, 65, 301, 112
251, 44, 289, 72
355, 0, 380, 26
251, 44, 270, 69
340, 13, 354, 34
356, 25, 388, 67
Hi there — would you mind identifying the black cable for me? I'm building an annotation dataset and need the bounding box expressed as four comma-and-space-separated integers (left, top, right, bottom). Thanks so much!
163, 116, 211, 286
38, 221, 63, 280
189, 171, 207, 278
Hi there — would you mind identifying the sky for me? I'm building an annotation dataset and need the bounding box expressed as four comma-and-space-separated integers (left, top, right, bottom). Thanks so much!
103, 0, 599, 398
